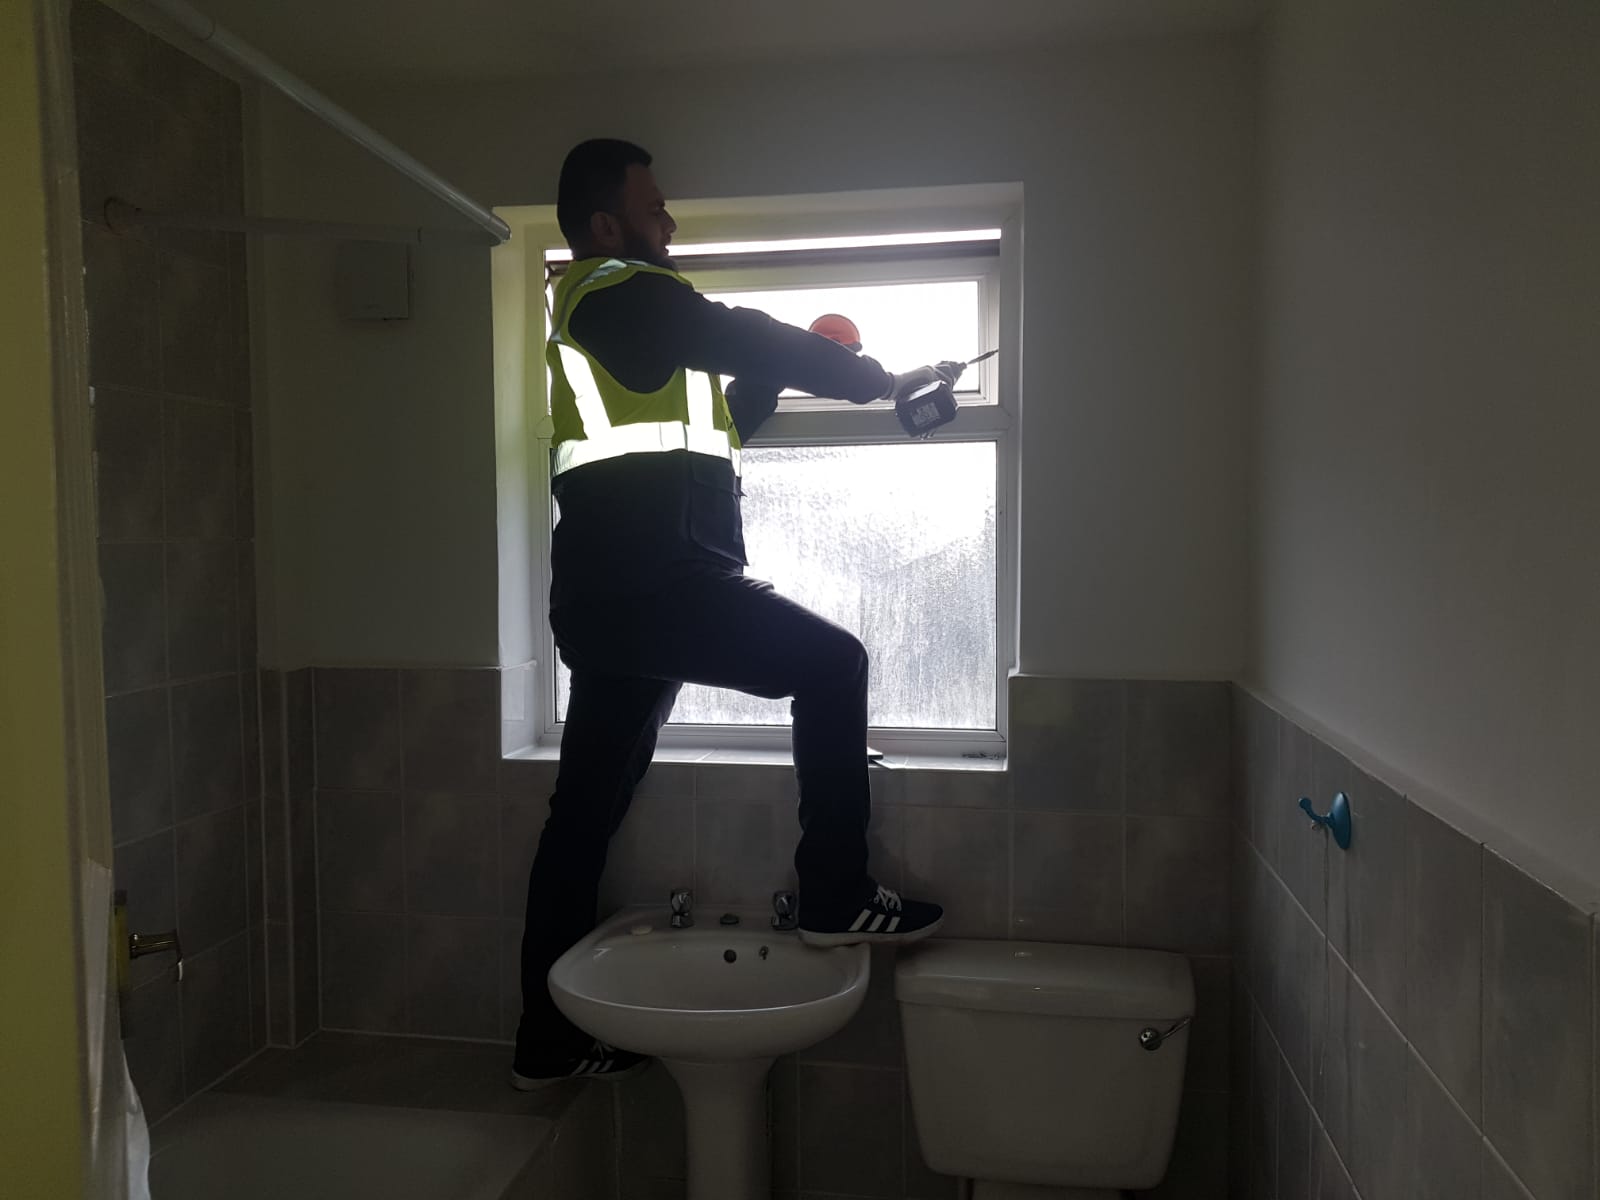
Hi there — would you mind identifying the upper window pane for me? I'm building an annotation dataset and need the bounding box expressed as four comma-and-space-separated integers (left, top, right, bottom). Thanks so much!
699, 281, 985, 409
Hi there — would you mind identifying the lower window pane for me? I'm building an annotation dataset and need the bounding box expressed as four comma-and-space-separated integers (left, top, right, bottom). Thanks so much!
555, 441, 997, 731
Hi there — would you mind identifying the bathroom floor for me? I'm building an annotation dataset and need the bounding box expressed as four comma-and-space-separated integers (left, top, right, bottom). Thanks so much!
148, 1034, 602, 1200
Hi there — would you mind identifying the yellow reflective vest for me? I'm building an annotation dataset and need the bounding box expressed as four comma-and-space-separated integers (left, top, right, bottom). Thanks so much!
547, 257, 743, 479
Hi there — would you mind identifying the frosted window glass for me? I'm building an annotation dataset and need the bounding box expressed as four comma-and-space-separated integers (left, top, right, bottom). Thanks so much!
702, 281, 986, 406
554, 441, 997, 730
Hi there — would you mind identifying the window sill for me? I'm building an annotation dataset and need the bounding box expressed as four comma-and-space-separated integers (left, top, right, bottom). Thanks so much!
502, 744, 1007, 775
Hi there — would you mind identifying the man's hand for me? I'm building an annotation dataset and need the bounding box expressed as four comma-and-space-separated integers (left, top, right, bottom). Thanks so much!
884, 365, 952, 403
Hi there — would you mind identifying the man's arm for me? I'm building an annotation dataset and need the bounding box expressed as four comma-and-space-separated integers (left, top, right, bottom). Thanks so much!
568, 270, 893, 404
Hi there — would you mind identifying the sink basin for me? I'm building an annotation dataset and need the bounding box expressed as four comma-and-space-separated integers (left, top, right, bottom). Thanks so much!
550, 906, 869, 1061
550, 906, 870, 1200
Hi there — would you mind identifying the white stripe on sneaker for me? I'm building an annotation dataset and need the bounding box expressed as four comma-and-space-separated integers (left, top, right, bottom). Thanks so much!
848, 910, 871, 933
868, 913, 886, 933
887, 916, 901, 932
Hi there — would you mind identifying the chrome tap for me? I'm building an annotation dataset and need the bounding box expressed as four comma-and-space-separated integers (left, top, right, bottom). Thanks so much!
771, 890, 798, 932
669, 888, 694, 929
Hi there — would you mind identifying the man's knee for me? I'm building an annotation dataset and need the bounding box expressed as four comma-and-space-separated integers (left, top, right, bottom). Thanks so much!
822, 629, 869, 687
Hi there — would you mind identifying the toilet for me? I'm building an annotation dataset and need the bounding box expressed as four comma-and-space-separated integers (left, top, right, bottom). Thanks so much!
896, 939, 1194, 1199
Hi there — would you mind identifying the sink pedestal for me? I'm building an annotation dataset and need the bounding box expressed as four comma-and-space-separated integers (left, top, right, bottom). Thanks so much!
659, 1056, 773, 1200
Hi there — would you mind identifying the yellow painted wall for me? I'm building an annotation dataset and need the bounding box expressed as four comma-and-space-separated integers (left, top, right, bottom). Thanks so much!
0, 0, 89, 1196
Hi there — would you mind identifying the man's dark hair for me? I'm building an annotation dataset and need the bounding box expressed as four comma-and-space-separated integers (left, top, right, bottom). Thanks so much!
557, 138, 653, 247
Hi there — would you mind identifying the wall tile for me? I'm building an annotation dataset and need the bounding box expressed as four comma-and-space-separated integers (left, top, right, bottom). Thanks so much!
320, 911, 405, 1033
1404, 804, 1483, 1119
243, 794, 262, 926
1185, 956, 1231, 1094
83, 223, 160, 390
1239, 692, 1279, 859
99, 542, 165, 693
235, 415, 255, 540
285, 668, 314, 802
499, 756, 558, 801
123, 976, 183, 1122
1320, 744, 1409, 1019
500, 793, 550, 920
1126, 680, 1230, 818
618, 1061, 686, 1183
904, 807, 1009, 938
601, 789, 694, 915
1319, 950, 1408, 1200
771, 1057, 800, 1193
1404, 1049, 1481, 1200
71, 0, 153, 85
1482, 1143, 1538, 1200
143, 33, 221, 126
163, 397, 234, 539
170, 675, 242, 820
1229, 967, 1252, 1199
165, 541, 237, 679
93, 387, 164, 540
1125, 816, 1230, 954
247, 921, 266, 1054
289, 780, 317, 931
1269, 886, 1326, 1096
175, 804, 247, 954
1009, 677, 1124, 812
146, 102, 222, 215
1278, 1058, 1313, 1200
406, 915, 498, 1038
1249, 1007, 1279, 1200
1312, 1122, 1356, 1200
115, 829, 176, 990
401, 669, 500, 794
694, 761, 793, 804
159, 252, 230, 400
316, 790, 404, 913
405, 793, 500, 918
1010, 811, 1123, 946
291, 906, 319, 1045
1482, 850, 1595, 1200
240, 667, 260, 800
799, 1065, 903, 1197
314, 668, 401, 791
694, 798, 796, 910
266, 919, 290, 1046
1146, 1087, 1229, 1200
498, 918, 522, 1041
260, 670, 283, 799
181, 933, 251, 1091
802, 947, 901, 1068
898, 766, 1007, 808
1274, 719, 1326, 930
106, 687, 173, 843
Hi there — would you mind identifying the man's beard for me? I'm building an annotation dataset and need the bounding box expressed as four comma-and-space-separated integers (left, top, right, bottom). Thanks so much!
619, 228, 672, 270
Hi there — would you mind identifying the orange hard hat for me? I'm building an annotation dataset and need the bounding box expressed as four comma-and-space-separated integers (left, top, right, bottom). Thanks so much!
809, 313, 862, 351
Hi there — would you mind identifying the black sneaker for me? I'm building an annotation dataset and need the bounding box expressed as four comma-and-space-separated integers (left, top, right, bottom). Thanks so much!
509, 1039, 649, 1091
799, 884, 944, 948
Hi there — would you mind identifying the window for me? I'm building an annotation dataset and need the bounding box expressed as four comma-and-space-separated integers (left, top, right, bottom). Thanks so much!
539, 223, 1015, 752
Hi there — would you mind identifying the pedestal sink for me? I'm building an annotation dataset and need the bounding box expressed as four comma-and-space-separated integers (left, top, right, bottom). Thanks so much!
550, 906, 870, 1200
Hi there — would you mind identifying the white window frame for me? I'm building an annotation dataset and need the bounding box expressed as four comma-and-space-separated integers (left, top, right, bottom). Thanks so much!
497, 188, 1021, 759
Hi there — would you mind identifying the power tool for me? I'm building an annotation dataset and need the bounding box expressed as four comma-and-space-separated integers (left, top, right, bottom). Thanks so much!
894, 349, 997, 438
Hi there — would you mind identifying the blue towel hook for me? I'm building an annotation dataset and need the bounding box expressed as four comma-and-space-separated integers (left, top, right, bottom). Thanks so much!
1298, 792, 1352, 850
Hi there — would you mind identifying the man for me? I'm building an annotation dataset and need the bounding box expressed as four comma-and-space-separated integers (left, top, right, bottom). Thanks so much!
513, 138, 949, 1088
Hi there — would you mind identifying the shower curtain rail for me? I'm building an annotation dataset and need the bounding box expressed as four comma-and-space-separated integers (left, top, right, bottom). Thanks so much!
132, 0, 511, 245
104, 198, 497, 245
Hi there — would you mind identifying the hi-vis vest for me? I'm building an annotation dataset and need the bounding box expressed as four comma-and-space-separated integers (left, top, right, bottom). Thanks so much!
547, 257, 742, 479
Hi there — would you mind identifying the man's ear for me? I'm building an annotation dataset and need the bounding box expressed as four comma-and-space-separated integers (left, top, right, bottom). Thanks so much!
588, 210, 620, 250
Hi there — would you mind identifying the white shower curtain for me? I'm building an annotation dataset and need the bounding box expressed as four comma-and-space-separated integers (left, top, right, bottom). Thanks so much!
82, 860, 150, 1200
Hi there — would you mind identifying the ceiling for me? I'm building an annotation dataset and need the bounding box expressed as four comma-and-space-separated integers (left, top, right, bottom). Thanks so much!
165, 0, 1266, 85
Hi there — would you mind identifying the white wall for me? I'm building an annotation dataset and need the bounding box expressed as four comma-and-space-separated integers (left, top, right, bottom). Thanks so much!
255, 33, 1257, 677
1252, 0, 1600, 885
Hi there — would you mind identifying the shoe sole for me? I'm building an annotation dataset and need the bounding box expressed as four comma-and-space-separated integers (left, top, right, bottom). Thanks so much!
798, 915, 944, 949
508, 1057, 650, 1092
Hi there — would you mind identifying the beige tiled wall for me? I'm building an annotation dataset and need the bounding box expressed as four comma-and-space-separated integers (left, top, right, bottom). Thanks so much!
79, 0, 262, 1123
1232, 686, 1598, 1200
306, 670, 1235, 1199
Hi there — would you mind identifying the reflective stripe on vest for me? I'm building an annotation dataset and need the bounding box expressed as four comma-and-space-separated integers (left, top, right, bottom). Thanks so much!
548, 258, 740, 480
